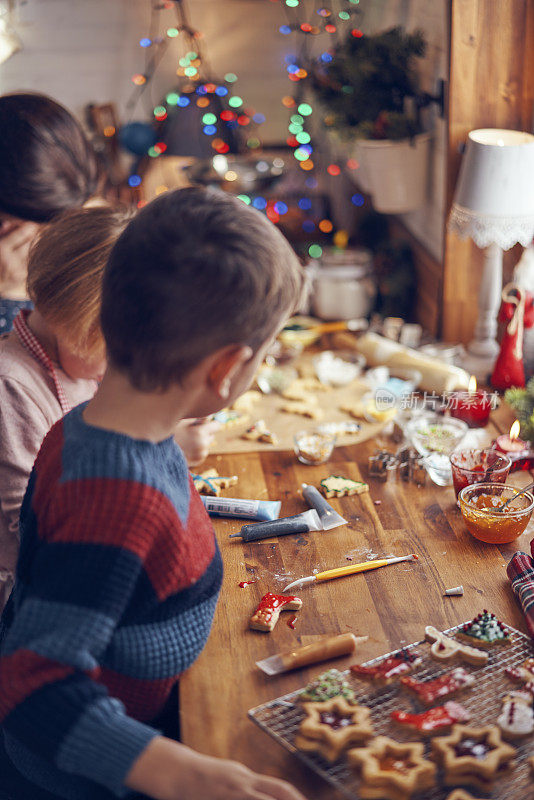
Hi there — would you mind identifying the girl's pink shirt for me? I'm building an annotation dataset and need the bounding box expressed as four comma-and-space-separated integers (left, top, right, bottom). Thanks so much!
0, 330, 96, 608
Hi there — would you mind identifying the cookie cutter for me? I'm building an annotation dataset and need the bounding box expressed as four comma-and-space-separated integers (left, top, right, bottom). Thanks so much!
368, 448, 427, 486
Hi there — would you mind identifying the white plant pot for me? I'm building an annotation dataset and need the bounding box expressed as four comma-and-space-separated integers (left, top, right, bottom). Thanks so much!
357, 132, 432, 213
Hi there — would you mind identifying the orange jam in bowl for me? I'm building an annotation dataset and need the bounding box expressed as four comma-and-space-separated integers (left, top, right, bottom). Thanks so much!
458, 482, 534, 544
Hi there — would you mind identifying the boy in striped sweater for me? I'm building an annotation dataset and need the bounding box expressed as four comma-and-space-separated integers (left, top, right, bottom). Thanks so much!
0, 188, 305, 800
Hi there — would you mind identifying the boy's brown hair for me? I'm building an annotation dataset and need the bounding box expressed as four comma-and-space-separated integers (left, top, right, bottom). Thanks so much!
27, 205, 133, 357
102, 187, 304, 391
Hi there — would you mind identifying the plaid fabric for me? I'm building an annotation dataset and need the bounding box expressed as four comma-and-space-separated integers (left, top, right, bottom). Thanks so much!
12, 310, 70, 413
507, 545, 534, 640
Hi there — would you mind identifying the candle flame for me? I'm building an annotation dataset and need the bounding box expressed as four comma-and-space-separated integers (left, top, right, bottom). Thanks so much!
468, 375, 477, 394
510, 420, 521, 441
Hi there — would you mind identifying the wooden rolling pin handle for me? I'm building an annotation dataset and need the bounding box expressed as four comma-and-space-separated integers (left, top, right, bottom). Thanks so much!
281, 633, 367, 671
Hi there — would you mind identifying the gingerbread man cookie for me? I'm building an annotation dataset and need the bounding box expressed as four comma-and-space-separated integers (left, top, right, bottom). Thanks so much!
351, 649, 421, 686
497, 690, 534, 739
456, 610, 511, 649
401, 668, 475, 706
348, 736, 436, 800
242, 419, 277, 445
391, 702, 471, 737
320, 475, 369, 498
446, 792, 486, 800
192, 469, 238, 497
295, 697, 373, 762
280, 399, 324, 420
425, 626, 488, 666
431, 724, 516, 793
282, 378, 329, 401
249, 593, 302, 632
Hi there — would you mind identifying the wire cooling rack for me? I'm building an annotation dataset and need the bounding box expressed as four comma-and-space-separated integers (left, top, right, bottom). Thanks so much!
248, 623, 534, 799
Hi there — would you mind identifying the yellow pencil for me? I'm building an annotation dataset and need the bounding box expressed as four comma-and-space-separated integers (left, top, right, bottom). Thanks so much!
283, 554, 419, 592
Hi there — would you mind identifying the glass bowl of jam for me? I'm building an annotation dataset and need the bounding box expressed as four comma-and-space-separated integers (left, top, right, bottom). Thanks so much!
458, 482, 534, 544
450, 449, 512, 499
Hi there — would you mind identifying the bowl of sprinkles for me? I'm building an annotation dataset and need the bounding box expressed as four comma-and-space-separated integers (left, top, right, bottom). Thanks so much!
458, 482, 534, 543
407, 415, 468, 458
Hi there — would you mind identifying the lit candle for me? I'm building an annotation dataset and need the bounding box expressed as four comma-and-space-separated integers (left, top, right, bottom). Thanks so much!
494, 420, 529, 454
449, 376, 493, 428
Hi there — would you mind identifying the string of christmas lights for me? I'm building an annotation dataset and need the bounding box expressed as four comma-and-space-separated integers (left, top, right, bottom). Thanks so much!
273, 0, 366, 256
124, 0, 266, 193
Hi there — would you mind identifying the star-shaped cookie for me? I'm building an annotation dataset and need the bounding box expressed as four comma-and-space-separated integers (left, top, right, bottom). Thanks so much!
348, 736, 436, 800
431, 724, 516, 792
295, 697, 374, 762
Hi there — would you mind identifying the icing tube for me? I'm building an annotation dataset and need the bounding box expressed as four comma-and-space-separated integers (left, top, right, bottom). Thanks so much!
302, 483, 347, 530
200, 496, 281, 521
231, 509, 322, 542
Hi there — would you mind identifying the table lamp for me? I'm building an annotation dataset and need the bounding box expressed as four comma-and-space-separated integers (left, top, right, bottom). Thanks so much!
448, 129, 534, 380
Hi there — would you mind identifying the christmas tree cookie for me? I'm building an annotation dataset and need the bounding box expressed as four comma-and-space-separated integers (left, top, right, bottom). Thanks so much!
320, 475, 369, 498
456, 610, 511, 649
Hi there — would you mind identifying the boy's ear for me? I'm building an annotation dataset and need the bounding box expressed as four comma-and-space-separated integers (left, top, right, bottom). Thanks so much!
207, 344, 253, 400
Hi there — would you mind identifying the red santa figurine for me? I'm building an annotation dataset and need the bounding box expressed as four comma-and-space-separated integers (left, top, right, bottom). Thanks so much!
491, 283, 534, 390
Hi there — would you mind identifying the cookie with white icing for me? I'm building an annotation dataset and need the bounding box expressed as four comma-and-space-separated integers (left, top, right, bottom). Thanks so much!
497, 690, 534, 739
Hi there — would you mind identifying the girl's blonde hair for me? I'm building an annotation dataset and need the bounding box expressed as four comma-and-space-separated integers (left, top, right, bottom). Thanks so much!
27, 205, 134, 357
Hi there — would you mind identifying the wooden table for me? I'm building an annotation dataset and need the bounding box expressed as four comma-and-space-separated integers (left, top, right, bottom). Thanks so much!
180, 404, 533, 798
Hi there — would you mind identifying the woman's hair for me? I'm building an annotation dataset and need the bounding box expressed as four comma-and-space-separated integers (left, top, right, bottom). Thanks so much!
0, 93, 99, 222
27, 205, 134, 357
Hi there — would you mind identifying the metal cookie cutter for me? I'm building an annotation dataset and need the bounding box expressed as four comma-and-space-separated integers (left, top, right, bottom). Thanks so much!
368, 450, 398, 482
396, 446, 427, 486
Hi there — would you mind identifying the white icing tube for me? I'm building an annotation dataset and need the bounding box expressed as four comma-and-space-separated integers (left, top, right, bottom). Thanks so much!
200, 496, 281, 521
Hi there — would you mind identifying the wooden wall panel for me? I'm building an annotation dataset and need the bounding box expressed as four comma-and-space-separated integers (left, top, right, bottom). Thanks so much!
443, 0, 534, 344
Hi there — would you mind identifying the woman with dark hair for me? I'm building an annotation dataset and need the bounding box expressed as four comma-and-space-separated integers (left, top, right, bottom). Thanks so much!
0, 92, 99, 331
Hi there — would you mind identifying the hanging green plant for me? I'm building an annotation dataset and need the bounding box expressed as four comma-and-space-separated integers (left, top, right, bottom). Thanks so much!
313, 26, 427, 140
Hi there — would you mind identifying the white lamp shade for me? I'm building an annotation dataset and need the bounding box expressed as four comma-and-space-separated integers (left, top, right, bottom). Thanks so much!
448, 129, 534, 250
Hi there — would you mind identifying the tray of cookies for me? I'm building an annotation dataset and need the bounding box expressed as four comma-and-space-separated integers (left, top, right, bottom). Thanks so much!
248, 618, 534, 799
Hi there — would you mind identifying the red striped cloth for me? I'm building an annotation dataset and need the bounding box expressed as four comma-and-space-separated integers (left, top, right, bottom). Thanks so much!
507, 541, 534, 639
12, 310, 70, 414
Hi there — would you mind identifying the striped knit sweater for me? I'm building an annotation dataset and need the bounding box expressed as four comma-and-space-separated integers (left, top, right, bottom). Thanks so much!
0, 403, 223, 799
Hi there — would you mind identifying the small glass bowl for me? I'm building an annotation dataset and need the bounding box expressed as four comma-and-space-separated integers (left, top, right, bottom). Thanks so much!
406, 415, 468, 457
458, 482, 534, 544
450, 449, 511, 499
294, 430, 336, 465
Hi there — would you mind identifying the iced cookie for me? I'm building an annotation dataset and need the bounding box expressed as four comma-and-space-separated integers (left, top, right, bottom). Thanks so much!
505, 657, 534, 684
401, 668, 475, 706
320, 475, 369, 498
456, 610, 511, 648
192, 469, 238, 496
242, 419, 277, 445
213, 409, 248, 427
348, 736, 436, 800
391, 702, 471, 736
431, 724, 516, 792
497, 690, 534, 739
446, 792, 486, 800
351, 649, 421, 686
300, 668, 358, 705
295, 697, 374, 762
425, 626, 488, 666
249, 593, 302, 632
